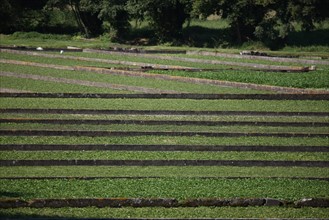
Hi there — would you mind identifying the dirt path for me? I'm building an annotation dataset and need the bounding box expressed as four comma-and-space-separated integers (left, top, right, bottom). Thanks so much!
0, 71, 179, 94
0, 88, 31, 93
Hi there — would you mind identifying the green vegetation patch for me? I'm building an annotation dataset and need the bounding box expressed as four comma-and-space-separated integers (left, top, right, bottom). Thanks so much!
1, 207, 329, 219
0, 76, 127, 94
1, 113, 328, 123
2, 206, 329, 219
151, 68, 329, 90
0, 151, 327, 161
0, 178, 328, 200
1, 136, 328, 146
0, 63, 258, 94
1, 123, 328, 133
1, 166, 328, 178
0, 52, 119, 69
1, 98, 328, 112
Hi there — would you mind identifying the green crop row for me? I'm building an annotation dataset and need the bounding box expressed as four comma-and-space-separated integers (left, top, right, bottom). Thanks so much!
174, 53, 309, 66
1, 113, 328, 123
151, 68, 329, 90
56, 51, 222, 69
1, 207, 329, 219
0, 52, 122, 69
1, 98, 328, 112
1, 178, 328, 200
1, 123, 328, 133
1, 51, 217, 69
1, 151, 327, 161
0, 76, 126, 94
1, 136, 328, 146
1, 166, 328, 178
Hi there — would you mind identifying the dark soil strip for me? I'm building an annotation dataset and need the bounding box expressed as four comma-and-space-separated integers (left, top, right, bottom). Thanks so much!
1, 160, 328, 167
0, 72, 177, 94
2, 119, 328, 127
1, 197, 328, 208
1, 130, 328, 138
1, 93, 329, 100
2, 59, 328, 94
1, 109, 328, 117
1, 176, 328, 181
1, 144, 328, 152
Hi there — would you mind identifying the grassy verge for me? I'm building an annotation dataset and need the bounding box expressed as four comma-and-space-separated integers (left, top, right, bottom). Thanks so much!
1, 207, 329, 218
0, 34, 109, 49
1, 166, 328, 178
0, 178, 328, 200
2, 31, 329, 57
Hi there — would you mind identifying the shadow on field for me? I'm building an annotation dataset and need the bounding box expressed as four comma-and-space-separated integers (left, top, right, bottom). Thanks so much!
0, 191, 25, 198
0, 212, 61, 219
183, 26, 329, 49
287, 29, 329, 47
183, 26, 232, 48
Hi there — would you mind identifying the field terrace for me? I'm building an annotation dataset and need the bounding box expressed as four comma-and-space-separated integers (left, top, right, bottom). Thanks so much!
0, 47, 328, 219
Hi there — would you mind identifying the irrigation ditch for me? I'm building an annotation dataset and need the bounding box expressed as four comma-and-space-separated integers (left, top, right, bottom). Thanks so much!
1, 93, 329, 99
2, 118, 328, 127
1, 130, 328, 138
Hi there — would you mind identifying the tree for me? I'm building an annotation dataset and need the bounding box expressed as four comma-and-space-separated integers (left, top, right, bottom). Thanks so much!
193, 0, 267, 44
98, 0, 130, 40
0, 0, 49, 33
193, 0, 329, 47
0, 0, 16, 33
46, 0, 102, 38
129, 0, 193, 42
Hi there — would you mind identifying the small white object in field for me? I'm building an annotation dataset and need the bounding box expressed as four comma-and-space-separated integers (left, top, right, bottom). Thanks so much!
60, 50, 64, 54
36, 47, 43, 51
310, 65, 316, 71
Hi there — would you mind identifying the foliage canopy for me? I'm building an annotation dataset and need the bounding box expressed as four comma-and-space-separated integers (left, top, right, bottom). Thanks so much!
0, 0, 328, 47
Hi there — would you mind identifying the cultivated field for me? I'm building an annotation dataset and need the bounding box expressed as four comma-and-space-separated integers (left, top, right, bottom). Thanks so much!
0, 46, 328, 219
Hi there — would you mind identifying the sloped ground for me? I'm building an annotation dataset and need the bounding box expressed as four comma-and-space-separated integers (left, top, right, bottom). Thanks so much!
0, 48, 328, 219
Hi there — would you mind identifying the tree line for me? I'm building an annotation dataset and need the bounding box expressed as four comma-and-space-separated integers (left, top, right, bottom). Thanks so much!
1, 0, 328, 47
